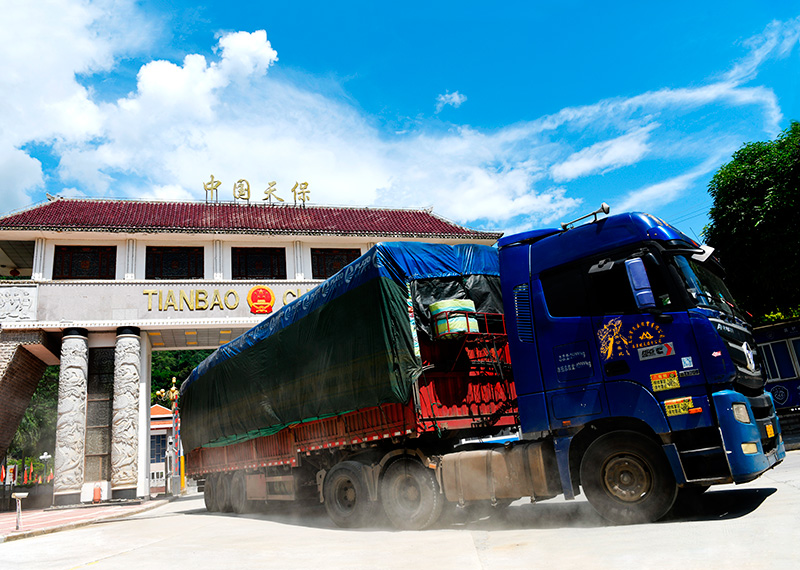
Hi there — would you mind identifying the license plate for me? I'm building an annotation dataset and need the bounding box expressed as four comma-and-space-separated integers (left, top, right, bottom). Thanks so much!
766, 424, 775, 438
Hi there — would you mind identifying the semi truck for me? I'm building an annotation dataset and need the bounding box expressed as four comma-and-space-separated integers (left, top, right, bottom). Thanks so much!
180, 205, 785, 528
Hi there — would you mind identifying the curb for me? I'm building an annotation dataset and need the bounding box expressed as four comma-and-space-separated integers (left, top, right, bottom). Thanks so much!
0, 497, 174, 543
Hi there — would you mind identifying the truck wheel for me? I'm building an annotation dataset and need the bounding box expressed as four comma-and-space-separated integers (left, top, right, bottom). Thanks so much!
580, 431, 677, 524
323, 461, 379, 528
203, 475, 219, 512
381, 457, 443, 530
217, 473, 233, 513
230, 471, 249, 514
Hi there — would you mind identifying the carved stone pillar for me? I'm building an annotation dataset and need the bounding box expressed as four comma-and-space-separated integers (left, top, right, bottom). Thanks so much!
213, 239, 224, 280
53, 328, 89, 506
124, 239, 137, 280
111, 327, 141, 499
293, 241, 304, 280
31, 237, 45, 281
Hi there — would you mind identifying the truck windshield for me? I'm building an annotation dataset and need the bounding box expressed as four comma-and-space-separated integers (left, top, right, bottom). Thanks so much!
672, 255, 742, 318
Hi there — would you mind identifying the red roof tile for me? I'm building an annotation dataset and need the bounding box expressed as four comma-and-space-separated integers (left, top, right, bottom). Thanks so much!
150, 404, 172, 416
0, 198, 501, 240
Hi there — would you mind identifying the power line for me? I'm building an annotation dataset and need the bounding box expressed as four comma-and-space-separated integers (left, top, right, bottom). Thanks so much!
672, 205, 712, 225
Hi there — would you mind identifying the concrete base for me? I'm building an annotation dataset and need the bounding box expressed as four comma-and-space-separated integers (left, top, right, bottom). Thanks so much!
111, 487, 138, 500
52, 492, 81, 507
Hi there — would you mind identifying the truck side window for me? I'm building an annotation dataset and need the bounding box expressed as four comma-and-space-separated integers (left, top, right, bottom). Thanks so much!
540, 265, 589, 317
542, 251, 673, 318
588, 262, 637, 315
588, 254, 673, 315
645, 256, 673, 309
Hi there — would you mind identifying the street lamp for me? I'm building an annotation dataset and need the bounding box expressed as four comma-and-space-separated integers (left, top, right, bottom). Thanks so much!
39, 452, 51, 482
156, 377, 181, 496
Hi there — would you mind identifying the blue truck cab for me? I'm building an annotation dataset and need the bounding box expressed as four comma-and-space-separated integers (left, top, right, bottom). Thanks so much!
498, 209, 785, 523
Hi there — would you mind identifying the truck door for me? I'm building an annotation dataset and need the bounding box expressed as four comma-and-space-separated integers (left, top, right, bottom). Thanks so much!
586, 249, 708, 431
535, 262, 606, 429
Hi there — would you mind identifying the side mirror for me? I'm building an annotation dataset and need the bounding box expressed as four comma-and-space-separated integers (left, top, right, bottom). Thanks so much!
691, 244, 714, 263
625, 258, 656, 310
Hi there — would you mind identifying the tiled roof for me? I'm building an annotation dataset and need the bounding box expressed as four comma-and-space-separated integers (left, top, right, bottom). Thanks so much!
0, 198, 501, 240
150, 404, 172, 416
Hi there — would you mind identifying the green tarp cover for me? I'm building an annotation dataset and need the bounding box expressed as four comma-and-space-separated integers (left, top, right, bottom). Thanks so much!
179, 242, 498, 451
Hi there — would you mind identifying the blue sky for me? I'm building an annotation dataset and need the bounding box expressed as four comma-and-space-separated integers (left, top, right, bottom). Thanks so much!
2, 1, 799, 239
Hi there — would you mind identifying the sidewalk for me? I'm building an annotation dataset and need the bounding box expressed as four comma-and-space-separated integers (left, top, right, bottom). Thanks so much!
0, 498, 170, 543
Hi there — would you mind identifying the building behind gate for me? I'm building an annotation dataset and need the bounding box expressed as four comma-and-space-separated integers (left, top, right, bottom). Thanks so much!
0, 197, 500, 504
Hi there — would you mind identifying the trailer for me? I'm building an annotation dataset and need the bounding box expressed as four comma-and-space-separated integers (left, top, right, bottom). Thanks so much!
182, 242, 521, 528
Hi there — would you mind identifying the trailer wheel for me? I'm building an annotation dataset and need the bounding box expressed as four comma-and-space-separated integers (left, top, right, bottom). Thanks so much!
203, 475, 219, 512
381, 457, 443, 530
580, 431, 677, 524
217, 473, 233, 513
230, 471, 249, 514
323, 461, 379, 528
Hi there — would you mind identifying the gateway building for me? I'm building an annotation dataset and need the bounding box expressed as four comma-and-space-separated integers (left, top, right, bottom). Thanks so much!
0, 197, 500, 504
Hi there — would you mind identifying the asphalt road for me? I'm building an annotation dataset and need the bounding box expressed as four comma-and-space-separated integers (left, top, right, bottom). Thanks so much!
2, 451, 798, 570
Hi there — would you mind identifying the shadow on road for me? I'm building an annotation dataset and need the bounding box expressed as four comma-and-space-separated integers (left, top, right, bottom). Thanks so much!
665, 487, 777, 522
182, 486, 776, 532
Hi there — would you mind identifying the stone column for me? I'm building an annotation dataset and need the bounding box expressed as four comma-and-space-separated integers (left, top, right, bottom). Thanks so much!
124, 239, 137, 280
53, 328, 89, 506
31, 237, 45, 281
213, 239, 224, 280
293, 241, 305, 280
110, 327, 141, 499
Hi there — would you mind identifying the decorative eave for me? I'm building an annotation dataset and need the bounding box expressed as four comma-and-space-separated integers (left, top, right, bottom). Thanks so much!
0, 198, 503, 241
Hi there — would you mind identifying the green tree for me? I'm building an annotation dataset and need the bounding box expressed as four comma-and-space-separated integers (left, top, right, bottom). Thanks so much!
150, 349, 212, 405
704, 121, 800, 321
8, 366, 59, 461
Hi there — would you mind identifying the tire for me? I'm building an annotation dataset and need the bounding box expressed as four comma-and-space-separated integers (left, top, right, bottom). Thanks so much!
216, 473, 233, 513
323, 461, 380, 528
230, 471, 249, 514
381, 457, 443, 530
203, 475, 219, 512
580, 431, 677, 524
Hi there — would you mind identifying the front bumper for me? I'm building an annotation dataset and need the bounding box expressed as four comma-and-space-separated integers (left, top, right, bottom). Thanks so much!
713, 389, 785, 483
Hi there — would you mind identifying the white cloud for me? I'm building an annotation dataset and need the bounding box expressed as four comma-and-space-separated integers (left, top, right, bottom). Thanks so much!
551, 124, 658, 182
217, 30, 279, 81
0, 149, 43, 208
435, 91, 467, 113
1, 4, 797, 234
140, 184, 195, 202
0, 0, 152, 210
725, 16, 800, 84
615, 150, 731, 212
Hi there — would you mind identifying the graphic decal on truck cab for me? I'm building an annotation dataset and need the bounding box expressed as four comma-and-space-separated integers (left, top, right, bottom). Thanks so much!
597, 317, 629, 360
597, 318, 667, 361
628, 321, 666, 349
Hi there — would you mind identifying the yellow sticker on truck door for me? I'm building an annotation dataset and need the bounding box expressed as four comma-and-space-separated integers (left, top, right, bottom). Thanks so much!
664, 396, 693, 416
651, 370, 680, 392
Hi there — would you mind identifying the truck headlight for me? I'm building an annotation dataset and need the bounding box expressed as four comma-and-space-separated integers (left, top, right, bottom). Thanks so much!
732, 403, 751, 424
741, 442, 759, 455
